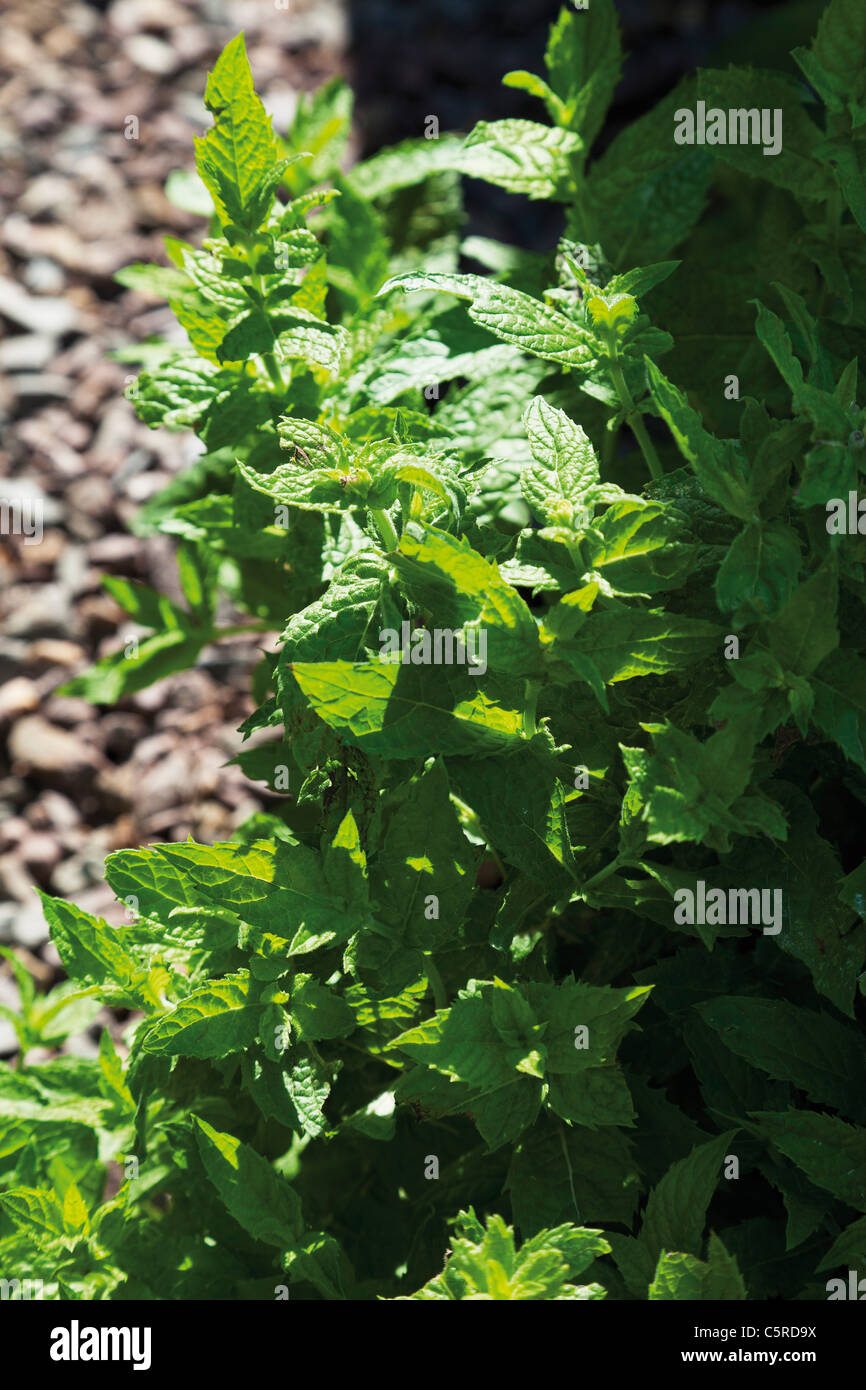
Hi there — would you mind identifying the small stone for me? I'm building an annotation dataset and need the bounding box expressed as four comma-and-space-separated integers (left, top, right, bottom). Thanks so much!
25, 790, 81, 832
3, 585, 72, 639
19, 832, 61, 881
23, 639, 86, 672
0, 477, 64, 526
8, 715, 97, 779
0, 676, 39, 723
11, 373, 71, 400
0, 853, 37, 904
23, 257, 66, 293
0, 817, 29, 851
0, 275, 78, 335
10, 898, 51, 949
50, 850, 104, 898
40, 694, 95, 727
0, 639, 27, 684
75, 592, 122, 642
0, 334, 57, 371
110, 0, 189, 33
86, 533, 142, 574
124, 33, 178, 76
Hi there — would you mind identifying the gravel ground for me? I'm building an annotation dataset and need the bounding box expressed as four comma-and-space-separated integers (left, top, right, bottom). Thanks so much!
0, 0, 812, 1049
0, 0, 350, 1051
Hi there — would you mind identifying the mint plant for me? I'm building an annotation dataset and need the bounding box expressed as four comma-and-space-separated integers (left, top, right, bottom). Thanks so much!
3, 1, 866, 1301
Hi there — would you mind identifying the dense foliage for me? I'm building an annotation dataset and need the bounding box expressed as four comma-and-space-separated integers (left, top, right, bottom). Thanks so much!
3, 0, 866, 1300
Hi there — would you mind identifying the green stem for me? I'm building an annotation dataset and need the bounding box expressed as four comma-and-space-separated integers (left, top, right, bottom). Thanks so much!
605, 335, 664, 482
522, 678, 540, 738
565, 538, 586, 574
248, 258, 286, 392
817, 186, 843, 321
583, 854, 622, 893
371, 507, 399, 552
262, 351, 285, 392
424, 956, 447, 1011
602, 418, 620, 474
558, 1123, 582, 1222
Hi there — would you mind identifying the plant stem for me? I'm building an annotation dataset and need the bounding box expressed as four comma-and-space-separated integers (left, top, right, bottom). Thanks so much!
522, 679, 540, 738
602, 418, 620, 473
248, 258, 286, 392
605, 333, 664, 482
558, 1123, 582, 1222
817, 183, 843, 322
583, 854, 622, 892
371, 507, 399, 552
425, 956, 447, 1011
262, 351, 285, 392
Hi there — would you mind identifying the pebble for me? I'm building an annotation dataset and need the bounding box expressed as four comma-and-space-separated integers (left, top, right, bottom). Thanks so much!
124, 34, 179, 77
9, 899, 53, 949
23, 639, 87, 672
8, 714, 98, 778
0, 276, 78, 335
0, 676, 40, 723
0, 334, 57, 371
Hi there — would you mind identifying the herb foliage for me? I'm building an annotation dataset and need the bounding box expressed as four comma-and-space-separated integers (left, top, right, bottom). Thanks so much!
3, 2, 866, 1301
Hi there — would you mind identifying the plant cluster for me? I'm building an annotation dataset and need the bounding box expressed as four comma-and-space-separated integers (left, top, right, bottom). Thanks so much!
3, 0, 866, 1300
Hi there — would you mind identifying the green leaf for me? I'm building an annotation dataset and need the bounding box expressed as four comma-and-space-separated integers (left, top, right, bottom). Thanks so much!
194, 1116, 304, 1245
325, 176, 390, 303
520, 396, 600, 525
565, 608, 719, 685
621, 713, 781, 854
578, 79, 714, 264
141, 972, 261, 1059
697, 67, 827, 200
753, 299, 805, 394
456, 119, 581, 200
390, 523, 541, 677
0, 1187, 65, 1238
506, 1116, 640, 1234
752, 1112, 866, 1212
735, 784, 865, 1016
645, 359, 755, 520
811, 651, 866, 774
818, 1216, 866, 1273
346, 134, 466, 201
767, 563, 839, 676
648, 1235, 746, 1300
372, 759, 476, 950
289, 975, 354, 1042
59, 628, 210, 704
715, 522, 801, 619
447, 740, 577, 893
290, 659, 525, 758
284, 78, 352, 194
696, 997, 866, 1122
640, 1130, 738, 1264
380, 271, 598, 371
195, 35, 282, 230
544, 0, 622, 148
396, 1209, 610, 1300
391, 977, 647, 1145
37, 893, 163, 1011
286, 1051, 331, 1138
583, 500, 696, 596
153, 839, 358, 957
792, 0, 866, 127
